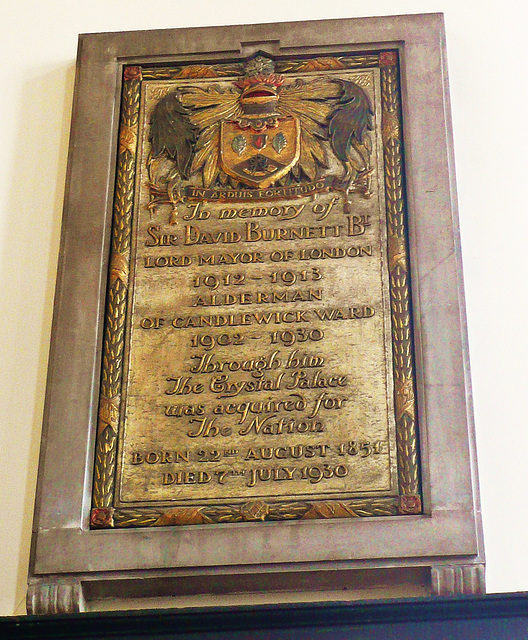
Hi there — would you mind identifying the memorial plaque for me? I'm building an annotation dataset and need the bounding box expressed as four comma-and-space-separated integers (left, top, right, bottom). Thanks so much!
28, 15, 484, 614
90, 51, 421, 529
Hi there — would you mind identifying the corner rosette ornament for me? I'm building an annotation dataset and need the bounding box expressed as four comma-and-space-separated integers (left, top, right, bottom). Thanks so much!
124, 66, 142, 81
147, 54, 375, 207
90, 507, 114, 528
379, 51, 398, 67
399, 495, 422, 515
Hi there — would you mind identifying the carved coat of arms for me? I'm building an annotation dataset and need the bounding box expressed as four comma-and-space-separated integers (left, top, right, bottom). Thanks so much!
148, 55, 374, 207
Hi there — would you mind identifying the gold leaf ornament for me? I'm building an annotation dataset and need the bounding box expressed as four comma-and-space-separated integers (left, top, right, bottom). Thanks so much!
240, 500, 270, 521
98, 396, 120, 431
155, 508, 208, 526
181, 86, 242, 186
119, 124, 137, 155
383, 110, 401, 141
109, 251, 129, 285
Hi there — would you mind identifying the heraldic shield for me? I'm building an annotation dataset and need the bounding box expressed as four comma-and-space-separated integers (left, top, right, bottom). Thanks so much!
220, 117, 301, 188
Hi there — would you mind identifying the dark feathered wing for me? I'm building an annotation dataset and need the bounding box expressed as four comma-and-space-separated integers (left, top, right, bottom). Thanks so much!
149, 92, 197, 179
328, 80, 373, 167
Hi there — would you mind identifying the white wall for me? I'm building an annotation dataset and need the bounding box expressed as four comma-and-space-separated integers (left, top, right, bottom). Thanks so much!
1, 0, 526, 616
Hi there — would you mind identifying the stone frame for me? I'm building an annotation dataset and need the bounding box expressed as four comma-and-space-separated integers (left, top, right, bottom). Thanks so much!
27, 13, 484, 614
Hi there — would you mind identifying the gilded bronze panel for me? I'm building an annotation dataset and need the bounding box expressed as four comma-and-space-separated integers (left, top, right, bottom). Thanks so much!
91, 51, 421, 528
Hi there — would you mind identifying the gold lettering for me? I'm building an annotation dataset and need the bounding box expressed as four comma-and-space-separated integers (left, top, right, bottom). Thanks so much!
184, 203, 210, 220
170, 311, 311, 329
165, 377, 204, 395
143, 255, 192, 267
246, 221, 343, 243
346, 215, 371, 236
162, 471, 211, 485
309, 393, 349, 418
197, 251, 263, 265
187, 417, 231, 438
298, 245, 372, 260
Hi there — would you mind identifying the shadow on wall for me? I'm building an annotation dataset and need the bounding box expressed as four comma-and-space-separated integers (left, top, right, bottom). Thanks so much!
0, 62, 75, 615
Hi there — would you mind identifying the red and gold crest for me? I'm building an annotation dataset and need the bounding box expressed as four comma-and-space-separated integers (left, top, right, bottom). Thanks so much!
220, 117, 300, 188
148, 54, 375, 200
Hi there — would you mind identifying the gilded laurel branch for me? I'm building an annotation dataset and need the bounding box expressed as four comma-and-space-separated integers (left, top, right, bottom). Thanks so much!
275, 55, 379, 73
92, 73, 140, 513
301, 498, 398, 519
113, 79, 139, 257
111, 498, 399, 528
384, 140, 404, 236
100, 280, 128, 395
142, 63, 244, 80
92, 426, 117, 507
397, 416, 419, 492
381, 63, 399, 114
113, 509, 163, 528
142, 57, 378, 81
381, 60, 421, 503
